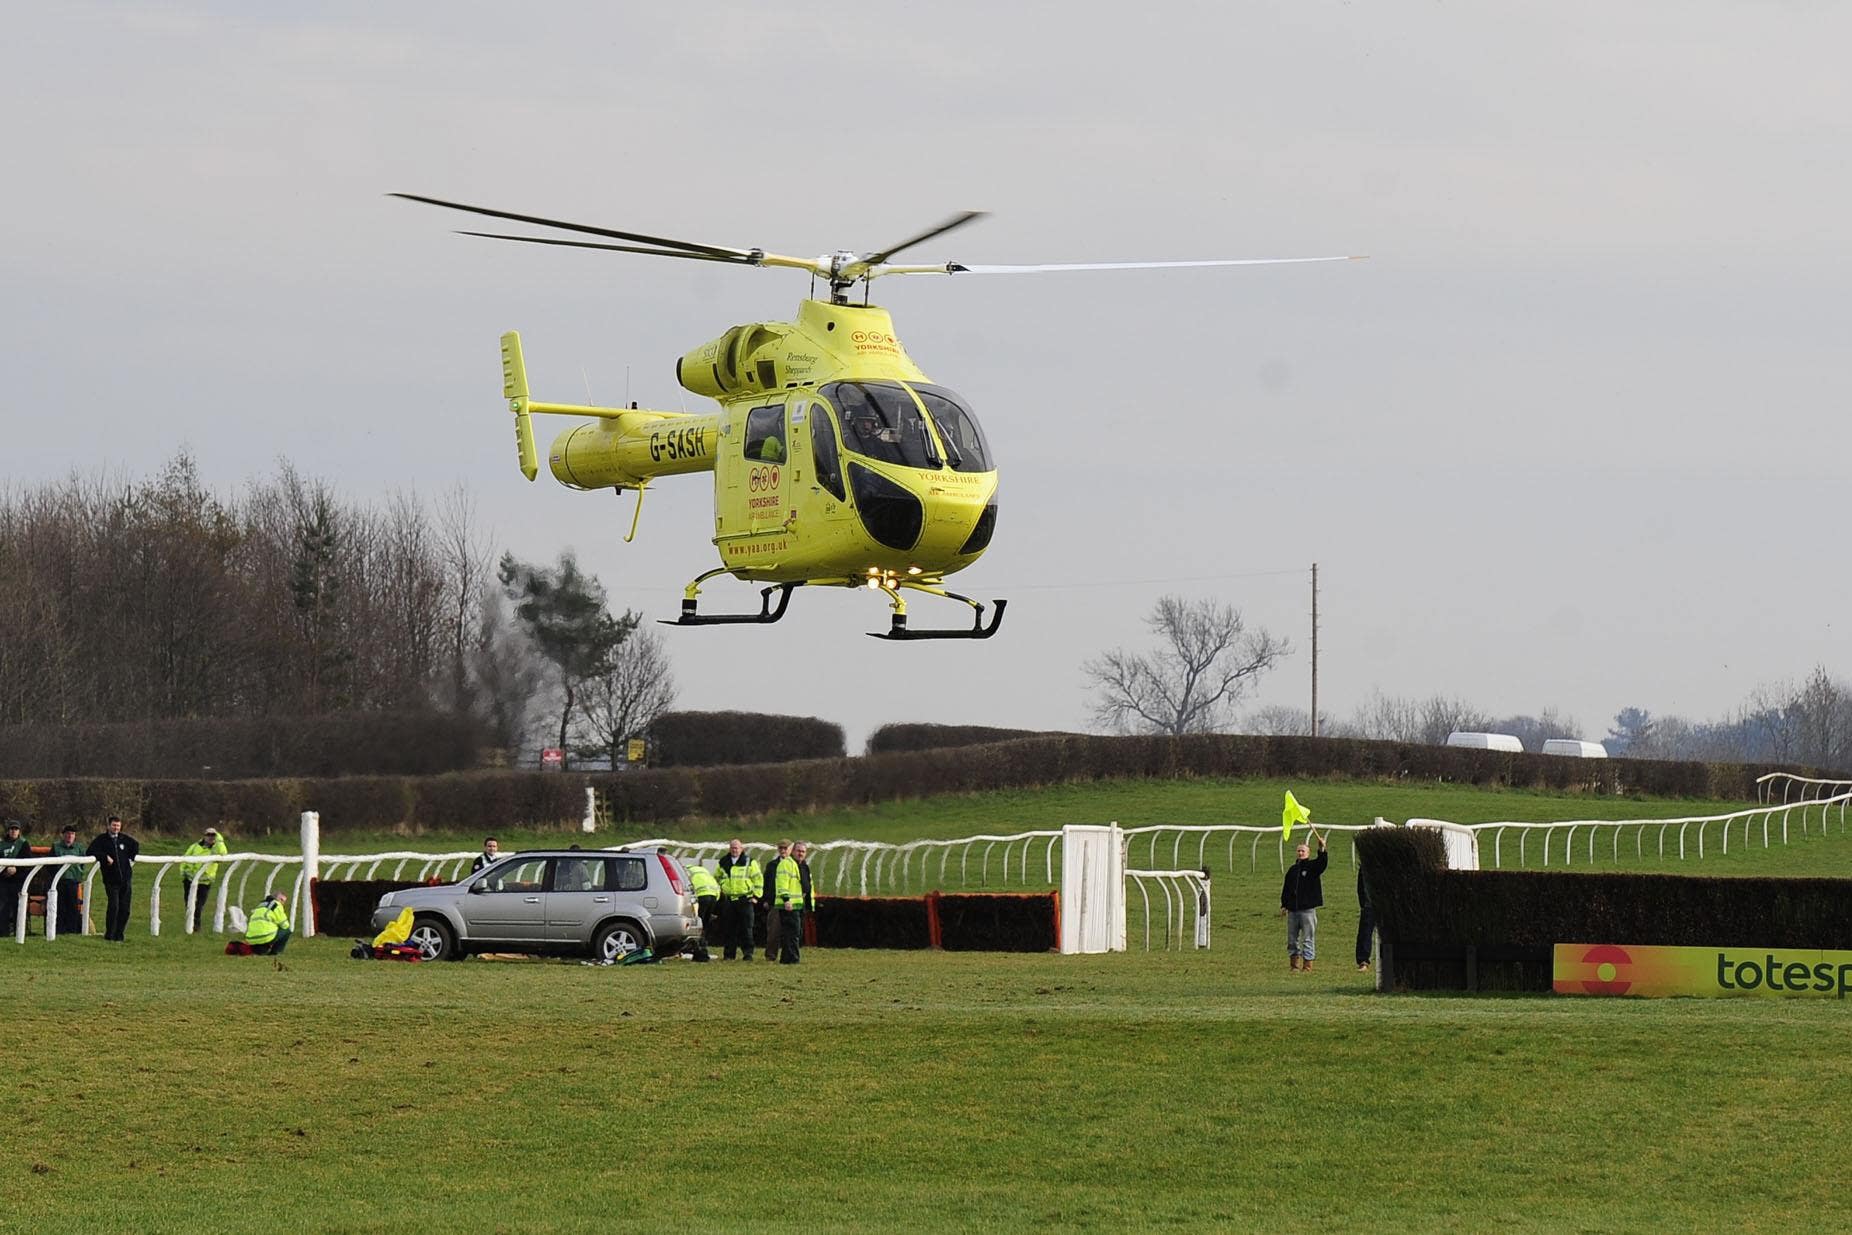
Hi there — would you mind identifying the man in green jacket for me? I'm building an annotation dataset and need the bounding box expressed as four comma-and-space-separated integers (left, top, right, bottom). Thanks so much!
180, 827, 230, 933
244, 892, 292, 955
0, 820, 29, 937
50, 824, 86, 937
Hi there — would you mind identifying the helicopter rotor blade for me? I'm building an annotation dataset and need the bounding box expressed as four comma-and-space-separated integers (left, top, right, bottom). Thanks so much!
390, 193, 753, 261
866, 255, 1363, 279
456, 231, 768, 267
859, 210, 989, 269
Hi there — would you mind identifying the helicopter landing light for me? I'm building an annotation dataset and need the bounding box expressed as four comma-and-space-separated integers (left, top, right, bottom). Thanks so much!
907, 566, 922, 575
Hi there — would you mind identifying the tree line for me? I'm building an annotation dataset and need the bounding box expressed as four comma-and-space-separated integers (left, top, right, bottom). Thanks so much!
1085, 596, 1852, 772
0, 454, 674, 768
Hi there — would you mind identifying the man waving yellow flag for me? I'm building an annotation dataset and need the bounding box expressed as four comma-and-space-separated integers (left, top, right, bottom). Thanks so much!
1282, 790, 1311, 841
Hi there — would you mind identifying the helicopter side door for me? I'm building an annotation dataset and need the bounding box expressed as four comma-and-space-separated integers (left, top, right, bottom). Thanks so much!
796, 397, 853, 540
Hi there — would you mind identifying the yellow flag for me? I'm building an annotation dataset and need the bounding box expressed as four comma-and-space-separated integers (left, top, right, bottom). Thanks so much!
1282, 790, 1311, 840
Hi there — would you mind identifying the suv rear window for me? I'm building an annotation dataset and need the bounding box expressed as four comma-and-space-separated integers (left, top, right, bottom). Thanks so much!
613, 857, 648, 892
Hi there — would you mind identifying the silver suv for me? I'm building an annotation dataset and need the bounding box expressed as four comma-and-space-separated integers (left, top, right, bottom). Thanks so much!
371, 848, 704, 962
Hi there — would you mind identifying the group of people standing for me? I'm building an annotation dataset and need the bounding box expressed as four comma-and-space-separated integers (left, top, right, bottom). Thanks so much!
690, 837, 815, 965
0, 818, 243, 943
0, 816, 142, 940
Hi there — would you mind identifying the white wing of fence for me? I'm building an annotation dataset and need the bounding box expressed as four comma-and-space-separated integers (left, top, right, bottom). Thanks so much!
1123, 868, 1211, 952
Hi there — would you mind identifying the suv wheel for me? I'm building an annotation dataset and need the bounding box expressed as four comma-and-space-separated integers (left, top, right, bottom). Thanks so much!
410, 916, 459, 961
594, 920, 646, 963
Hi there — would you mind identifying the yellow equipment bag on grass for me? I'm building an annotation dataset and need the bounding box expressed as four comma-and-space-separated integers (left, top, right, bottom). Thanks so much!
372, 907, 413, 948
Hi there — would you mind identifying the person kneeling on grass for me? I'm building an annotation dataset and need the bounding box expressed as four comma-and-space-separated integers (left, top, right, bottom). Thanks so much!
243, 892, 292, 956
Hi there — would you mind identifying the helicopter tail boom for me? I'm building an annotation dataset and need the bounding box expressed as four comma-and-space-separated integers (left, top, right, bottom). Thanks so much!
499, 331, 718, 491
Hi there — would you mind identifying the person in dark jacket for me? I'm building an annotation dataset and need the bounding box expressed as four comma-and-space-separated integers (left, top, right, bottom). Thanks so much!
1279, 829, 1328, 973
1355, 862, 1375, 973
0, 820, 29, 937
86, 816, 140, 941
764, 839, 813, 965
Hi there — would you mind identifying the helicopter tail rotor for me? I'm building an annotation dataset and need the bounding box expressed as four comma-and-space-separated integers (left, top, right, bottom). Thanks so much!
500, 332, 540, 481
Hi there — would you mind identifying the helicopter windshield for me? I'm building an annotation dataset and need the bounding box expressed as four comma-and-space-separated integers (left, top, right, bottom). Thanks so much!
910, 384, 993, 474
826, 382, 943, 470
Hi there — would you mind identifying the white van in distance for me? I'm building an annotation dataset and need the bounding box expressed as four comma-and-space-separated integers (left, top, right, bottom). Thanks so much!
1445, 731, 1525, 753
1541, 739, 1608, 758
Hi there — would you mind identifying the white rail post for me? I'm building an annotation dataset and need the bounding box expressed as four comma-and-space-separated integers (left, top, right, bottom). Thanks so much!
300, 811, 320, 938
582, 787, 597, 834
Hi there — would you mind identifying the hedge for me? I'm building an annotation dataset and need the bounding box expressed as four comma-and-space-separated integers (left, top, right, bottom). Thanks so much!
865, 723, 1058, 755
645, 711, 846, 767
0, 735, 1814, 836
0, 711, 488, 780
1354, 826, 1852, 992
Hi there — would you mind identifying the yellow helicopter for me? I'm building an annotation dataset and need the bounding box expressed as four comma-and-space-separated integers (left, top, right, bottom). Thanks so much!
395, 194, 1357, 639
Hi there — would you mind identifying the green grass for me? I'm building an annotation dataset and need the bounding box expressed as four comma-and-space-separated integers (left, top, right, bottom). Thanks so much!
7, 776, 1852, 1232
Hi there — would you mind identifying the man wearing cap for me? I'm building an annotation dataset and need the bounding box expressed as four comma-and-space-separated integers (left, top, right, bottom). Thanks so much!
0, 820, 29, 937
85, 816, 140, 942
51, 825, 87, 936
179, 826, 231, 933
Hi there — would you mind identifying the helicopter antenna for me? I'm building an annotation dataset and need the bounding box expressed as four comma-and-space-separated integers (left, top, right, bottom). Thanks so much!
626, 364, 632, 407
581, 366, 595, 404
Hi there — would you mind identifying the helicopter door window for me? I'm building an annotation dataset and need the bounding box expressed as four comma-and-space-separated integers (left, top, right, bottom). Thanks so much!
910, 385, 994, 474
810, 402, 846, 501
743, 405, 787, 464
824, 381, 941, 470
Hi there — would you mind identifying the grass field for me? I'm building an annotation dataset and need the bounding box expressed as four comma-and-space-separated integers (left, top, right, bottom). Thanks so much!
7, 777, 1852, 1232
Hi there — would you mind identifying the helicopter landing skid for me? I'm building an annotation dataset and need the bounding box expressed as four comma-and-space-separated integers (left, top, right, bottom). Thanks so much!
665, 579, 798, 627
867, 583, 1007, 641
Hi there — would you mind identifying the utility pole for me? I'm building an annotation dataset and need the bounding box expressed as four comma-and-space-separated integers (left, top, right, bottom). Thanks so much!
1310, 562, 1320, 738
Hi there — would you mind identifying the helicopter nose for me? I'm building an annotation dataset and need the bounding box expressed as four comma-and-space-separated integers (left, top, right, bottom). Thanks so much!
913, 485, 994, 560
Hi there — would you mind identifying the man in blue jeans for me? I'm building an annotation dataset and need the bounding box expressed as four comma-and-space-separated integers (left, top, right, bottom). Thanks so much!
1279, 829, 1328, 973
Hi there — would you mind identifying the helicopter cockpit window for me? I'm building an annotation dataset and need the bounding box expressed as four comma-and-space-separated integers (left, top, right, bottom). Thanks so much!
743, 405, 786, 464
909, 384, 993, 474
825, 381, 942, 470
809, 403, 846, 501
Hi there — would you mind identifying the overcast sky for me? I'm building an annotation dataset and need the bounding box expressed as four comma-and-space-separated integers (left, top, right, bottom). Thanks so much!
7, 2, 1850, 749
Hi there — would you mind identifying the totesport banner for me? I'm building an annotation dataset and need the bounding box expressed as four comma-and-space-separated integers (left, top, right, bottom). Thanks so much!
1553, 943, 1852, 999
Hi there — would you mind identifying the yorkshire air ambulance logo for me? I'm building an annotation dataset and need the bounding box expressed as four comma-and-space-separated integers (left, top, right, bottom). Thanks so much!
1560, 944, 1633, 995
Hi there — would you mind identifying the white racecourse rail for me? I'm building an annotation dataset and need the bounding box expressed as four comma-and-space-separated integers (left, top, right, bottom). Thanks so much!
16, 788, 1840, 945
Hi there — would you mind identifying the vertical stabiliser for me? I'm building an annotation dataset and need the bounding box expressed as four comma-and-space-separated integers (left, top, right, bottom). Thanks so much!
501, 331, 539, 481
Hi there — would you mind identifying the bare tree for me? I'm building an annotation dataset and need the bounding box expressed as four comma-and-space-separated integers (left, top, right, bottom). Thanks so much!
577, 627, 677, 765
1794, 665, 1850, 770
1240, 703, 1342, 737
1084, 595, 1289, 736
1416, 695, 1494, 746
1350, 688, 1424, 743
